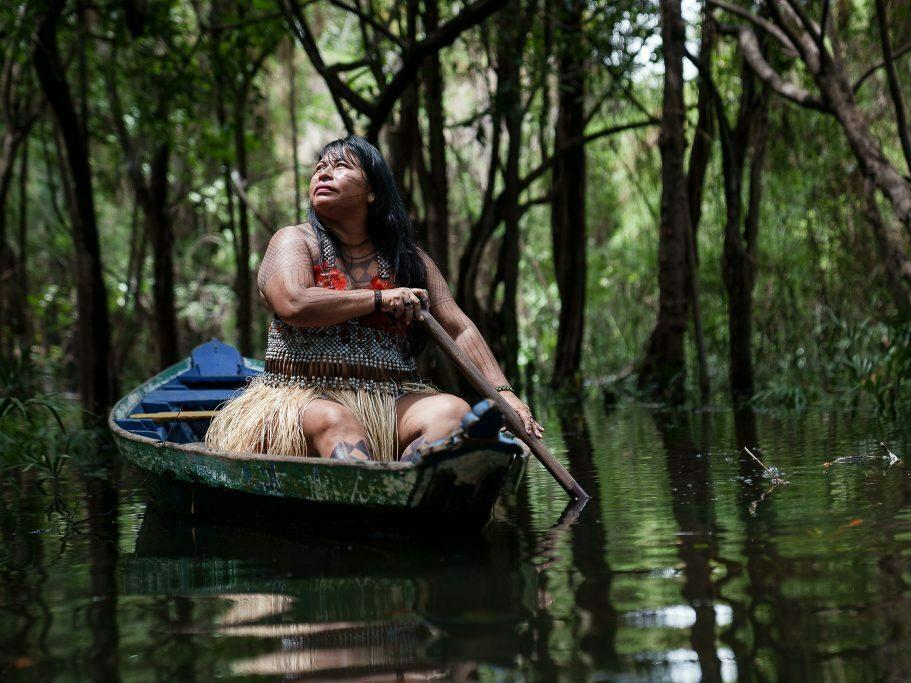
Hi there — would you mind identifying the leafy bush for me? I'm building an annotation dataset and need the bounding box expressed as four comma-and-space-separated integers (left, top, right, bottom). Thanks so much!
816, 312, 911, 415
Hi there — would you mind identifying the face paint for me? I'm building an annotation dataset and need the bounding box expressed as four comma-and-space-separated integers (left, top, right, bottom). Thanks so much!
309, 147, 372, 214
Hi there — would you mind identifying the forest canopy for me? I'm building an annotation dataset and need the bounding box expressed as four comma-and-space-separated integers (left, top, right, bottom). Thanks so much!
2, 0, 911, 422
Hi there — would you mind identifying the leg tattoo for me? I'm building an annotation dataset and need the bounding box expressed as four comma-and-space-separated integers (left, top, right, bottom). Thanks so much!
329, 439, 372, 461
400, 436, 427, 463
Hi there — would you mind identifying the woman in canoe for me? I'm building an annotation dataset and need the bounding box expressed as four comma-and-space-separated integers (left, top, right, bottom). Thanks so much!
205, 134, 541, 462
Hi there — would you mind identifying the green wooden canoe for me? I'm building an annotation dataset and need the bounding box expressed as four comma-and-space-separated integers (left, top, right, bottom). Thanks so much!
108, 340, 528, 533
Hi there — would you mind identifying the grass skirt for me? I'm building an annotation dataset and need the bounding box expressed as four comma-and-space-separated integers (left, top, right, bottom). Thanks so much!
203, 375, 437, 462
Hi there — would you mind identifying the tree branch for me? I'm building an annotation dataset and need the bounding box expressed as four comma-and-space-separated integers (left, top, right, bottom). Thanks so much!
327, 0, 405, 48
718, 24, 829, 112
366, 0, 509, 140
520, 118, 657, 192
874, 0, 911, 174
853, 40, 911, 93
818, 0, 830, 54
765, 0, 819, 71
280, 0, 373, 130
706, 0, 796, 52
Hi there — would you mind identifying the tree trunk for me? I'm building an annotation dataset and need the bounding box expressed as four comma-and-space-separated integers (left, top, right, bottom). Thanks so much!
147, 142, 178, 368
862, 180, 911, 318
456, 122, 502, 326
550, 0, 587, 393
106, 69, 179, 369
0, 132, 17, 359
873, 0, 911, 174
732, 96, 769, 400
718, 67, 769, 404
809, 47, 911, 237
420, 0, 450, 277
15, 137, 30, 360
684, 13, 715, 404
636, 0, 691, 404
285, 39, 303, 224
491, 0, 527, 385
724, 2, 911, 239
389, 0, 420, 212
455, 0, 530, 377
32, 1, 113, 420
233, 99, 253, 357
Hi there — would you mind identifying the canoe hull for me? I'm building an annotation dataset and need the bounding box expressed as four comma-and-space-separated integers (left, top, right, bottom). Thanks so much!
110, 340, 527, 535
116, 435, 525, 534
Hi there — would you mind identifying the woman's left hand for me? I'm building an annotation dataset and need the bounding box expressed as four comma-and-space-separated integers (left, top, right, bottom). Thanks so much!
500, 390, 543, 438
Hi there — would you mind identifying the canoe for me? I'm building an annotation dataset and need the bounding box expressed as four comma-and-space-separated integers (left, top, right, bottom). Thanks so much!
108, 339, 528, 534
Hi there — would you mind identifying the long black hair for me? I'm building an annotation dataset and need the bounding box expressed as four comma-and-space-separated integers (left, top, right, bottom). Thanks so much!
306, 134, 429, 354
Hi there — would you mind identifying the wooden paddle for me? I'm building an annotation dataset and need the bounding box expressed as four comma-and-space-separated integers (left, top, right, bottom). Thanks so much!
418, 309, 590, 501
130, 410, 218, 422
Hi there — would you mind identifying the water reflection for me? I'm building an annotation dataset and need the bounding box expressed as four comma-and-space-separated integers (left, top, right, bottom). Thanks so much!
84, 473, 120, 683
122, 505, 536, 679
652, 410, 724, 683
558, 403, 619, 676
4, 406, 911, 680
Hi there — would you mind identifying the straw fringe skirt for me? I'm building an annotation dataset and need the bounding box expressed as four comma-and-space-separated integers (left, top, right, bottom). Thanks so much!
203, 376, 437, 462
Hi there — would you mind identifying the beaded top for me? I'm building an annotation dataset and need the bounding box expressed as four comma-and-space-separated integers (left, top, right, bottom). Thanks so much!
259, 228, 420, 395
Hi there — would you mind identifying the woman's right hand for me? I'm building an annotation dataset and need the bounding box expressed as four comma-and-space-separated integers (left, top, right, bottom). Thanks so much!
380, 287, 429, 323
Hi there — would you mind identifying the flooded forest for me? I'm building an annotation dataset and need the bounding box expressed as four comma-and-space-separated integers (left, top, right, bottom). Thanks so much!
3, 0, 911, 680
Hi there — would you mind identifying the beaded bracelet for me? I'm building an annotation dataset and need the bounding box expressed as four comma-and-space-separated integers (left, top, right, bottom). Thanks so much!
495, 384, 514, 393
374, 289, 382, 312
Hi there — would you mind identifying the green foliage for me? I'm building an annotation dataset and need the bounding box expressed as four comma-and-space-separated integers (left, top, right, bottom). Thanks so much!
0, 357, 96, 481
817, 312, 911, 415
3, 0, 910, 412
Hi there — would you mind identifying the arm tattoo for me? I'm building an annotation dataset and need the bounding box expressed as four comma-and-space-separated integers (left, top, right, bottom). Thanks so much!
417, 248, 511, 388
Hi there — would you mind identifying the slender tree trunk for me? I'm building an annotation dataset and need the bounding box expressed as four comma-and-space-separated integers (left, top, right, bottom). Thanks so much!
550, 0, 587, 392
731, 97, 768, 401
420, 0, 450, 277
874, 0, 911, 174
32, 1, 113, 420
15, 137, 30, 360
491, 0, 527, 384
147, 142, 178, 367
106, 71, 178, 369
389, 0, 420, 212
233, 98, 253, 357
808, 46, 911, 236
636, 0, 691, 404
862, 180, 911, 318
0, 133, 17, 359
456, 121, 502, 326
285, 40, 303, 224
718, 67, 769, 403
211, 41, 237, 287
462, 0, 538, 384
685, 13, 715, 404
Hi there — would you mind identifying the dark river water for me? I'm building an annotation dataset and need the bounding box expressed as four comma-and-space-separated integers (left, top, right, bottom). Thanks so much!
3, 404, 911, 681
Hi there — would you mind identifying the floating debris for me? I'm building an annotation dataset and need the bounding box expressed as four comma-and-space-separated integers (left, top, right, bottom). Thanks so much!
744, 447, 789, 487
743, 447, 789, 516
822, 442, 901, 469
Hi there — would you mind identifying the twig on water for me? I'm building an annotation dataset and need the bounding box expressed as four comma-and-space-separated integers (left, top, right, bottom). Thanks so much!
744, 446, 789, 487
744, 446, 789, 516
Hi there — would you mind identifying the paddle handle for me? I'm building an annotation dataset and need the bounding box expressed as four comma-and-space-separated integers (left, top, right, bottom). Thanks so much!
418, 310, 589, 501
